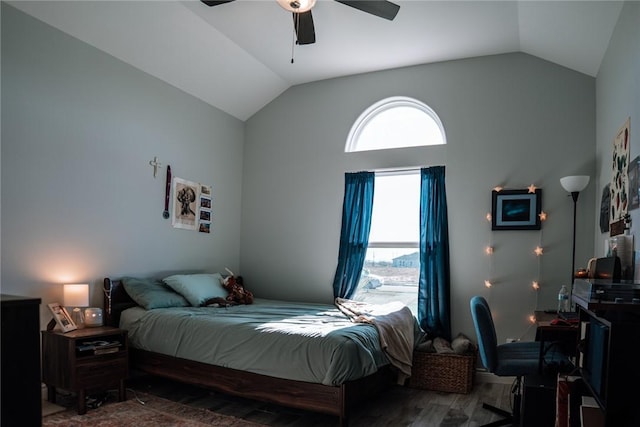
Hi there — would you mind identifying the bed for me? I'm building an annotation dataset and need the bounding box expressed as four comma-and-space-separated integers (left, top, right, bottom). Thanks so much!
103, 275, 422, 426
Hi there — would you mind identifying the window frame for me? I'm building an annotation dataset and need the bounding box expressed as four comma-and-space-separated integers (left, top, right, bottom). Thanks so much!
353, 170, 421, 314
345, 96, 446, 153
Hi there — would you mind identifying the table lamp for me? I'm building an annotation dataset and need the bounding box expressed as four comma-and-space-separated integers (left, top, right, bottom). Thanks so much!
64, 284, 89, 328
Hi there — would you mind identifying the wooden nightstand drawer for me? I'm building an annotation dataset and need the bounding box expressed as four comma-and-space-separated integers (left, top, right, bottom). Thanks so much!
76, 354, 128, 387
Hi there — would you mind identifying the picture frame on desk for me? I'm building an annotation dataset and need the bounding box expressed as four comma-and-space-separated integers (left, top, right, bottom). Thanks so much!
47, 302, 77, 333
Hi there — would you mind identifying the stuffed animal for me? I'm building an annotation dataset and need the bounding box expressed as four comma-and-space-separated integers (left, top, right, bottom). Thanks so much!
221, 269, 254, 305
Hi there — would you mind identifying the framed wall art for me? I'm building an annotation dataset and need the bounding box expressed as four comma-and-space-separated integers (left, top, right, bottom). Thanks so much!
172, 177, 199, 231
491, 189, 542, 230
609, 117, 631, 235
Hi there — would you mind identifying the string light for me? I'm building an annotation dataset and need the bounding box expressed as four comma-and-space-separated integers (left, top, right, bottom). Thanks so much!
532, 208, 547, 320
485, 210, 495, 289
485, 184, 547, 336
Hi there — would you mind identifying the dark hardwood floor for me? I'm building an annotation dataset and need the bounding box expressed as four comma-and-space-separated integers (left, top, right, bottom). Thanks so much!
120, 371, 517, 427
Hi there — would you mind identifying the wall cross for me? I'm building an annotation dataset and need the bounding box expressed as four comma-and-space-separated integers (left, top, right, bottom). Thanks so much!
149, 156, 162, 178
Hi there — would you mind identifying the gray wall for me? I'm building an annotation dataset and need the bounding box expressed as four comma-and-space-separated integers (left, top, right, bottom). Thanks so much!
0, 3, 3, 290
243, 52, 596, 343
4, 1, 626, 346
594, 1, 640, 257
1, 4, 244, 327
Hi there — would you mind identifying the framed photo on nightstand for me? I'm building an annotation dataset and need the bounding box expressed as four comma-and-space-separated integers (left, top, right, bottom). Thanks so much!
47, 302, 77, 333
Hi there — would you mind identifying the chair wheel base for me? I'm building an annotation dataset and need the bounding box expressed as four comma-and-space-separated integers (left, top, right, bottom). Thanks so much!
480, 402, 518, 427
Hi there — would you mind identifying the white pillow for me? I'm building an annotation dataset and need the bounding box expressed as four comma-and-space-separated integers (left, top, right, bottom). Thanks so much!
162, 273, 226, 306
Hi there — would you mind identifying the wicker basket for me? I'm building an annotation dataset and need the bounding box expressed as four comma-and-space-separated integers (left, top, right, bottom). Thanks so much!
409, 349, 477, 394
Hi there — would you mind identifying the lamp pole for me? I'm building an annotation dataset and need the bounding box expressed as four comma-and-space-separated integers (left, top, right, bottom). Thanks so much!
560, 175, 590, 294
570, 191, 579, 286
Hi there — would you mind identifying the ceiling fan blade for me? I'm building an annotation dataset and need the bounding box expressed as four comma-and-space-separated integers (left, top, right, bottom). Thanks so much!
293, 11, 316, 45
334, 0, 400, 20
201, 0, 235, 7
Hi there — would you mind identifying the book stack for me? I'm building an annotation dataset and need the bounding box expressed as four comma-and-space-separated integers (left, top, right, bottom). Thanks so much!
77, 339, 121, 355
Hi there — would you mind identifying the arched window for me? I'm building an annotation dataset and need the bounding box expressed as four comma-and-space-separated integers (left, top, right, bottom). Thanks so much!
345, 96, 446, 152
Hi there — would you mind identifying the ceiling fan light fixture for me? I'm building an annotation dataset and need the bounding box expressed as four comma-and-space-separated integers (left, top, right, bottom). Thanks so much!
277, 0, 316, 13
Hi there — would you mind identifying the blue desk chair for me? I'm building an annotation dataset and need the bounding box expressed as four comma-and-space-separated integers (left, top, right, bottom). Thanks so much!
470, 296, 568, 427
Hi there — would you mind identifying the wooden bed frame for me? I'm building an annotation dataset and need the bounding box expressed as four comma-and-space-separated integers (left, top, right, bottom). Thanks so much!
103, 278, 395, 426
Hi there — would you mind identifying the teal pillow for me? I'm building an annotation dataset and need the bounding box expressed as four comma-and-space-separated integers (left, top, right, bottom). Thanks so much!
122, 277, 189, 310
162, 273, 226, 306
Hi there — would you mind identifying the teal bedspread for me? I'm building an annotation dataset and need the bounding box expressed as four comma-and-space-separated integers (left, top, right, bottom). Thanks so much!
120, 298, 409, 386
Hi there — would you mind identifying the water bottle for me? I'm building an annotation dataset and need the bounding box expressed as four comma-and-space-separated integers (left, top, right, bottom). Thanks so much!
557, 285, 570, 313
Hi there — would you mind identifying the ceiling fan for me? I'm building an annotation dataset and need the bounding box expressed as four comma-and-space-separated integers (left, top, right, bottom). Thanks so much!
201, 0, 400, 46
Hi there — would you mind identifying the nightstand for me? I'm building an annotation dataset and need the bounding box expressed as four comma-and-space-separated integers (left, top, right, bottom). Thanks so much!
42, 326, 129, 414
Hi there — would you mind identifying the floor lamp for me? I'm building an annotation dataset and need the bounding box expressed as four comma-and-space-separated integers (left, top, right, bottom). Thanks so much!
560, 175, 590, 287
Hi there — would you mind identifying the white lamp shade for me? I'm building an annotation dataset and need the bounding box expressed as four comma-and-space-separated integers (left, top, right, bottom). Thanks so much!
560, 175, 590, 193
64, 284, 89, 307
277, 0, 316, 13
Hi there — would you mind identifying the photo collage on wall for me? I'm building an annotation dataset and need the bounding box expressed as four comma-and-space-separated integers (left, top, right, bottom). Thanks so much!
171, 176, 212, 234
198, 184, 212, 234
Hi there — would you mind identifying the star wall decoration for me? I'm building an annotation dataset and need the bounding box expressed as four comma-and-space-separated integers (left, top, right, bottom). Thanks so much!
486, 184, 546, 301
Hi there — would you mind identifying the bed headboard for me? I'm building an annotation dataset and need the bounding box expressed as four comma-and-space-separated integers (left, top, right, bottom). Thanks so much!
103, 277, 138, 327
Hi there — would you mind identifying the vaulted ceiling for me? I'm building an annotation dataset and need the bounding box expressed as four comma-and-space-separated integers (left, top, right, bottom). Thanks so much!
8, 1, 624, 121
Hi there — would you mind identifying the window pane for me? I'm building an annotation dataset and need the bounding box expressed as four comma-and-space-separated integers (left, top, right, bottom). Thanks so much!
345, 96, 446, 153
358, 106, 443, 151
354, 247, 419, 314
353, 172, 420, 316
369, 173, 419, 243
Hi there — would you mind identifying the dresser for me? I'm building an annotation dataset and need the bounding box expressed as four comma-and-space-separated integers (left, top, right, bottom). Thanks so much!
1, 294, 42, 427
572, 295, 640, 427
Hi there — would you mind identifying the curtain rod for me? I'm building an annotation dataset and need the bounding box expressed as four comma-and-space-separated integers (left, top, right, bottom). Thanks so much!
345, 165, 446, 175
375, 166, 422, 174
346, 166, 423, 175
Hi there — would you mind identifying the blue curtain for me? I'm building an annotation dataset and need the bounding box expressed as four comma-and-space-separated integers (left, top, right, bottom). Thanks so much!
418, 166, 451, 341
332, 171, 375, 299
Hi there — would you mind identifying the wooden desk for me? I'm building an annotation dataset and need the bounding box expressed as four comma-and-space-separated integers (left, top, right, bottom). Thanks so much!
534, 311, 578, 372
